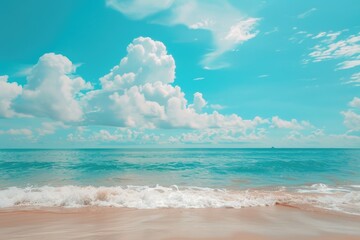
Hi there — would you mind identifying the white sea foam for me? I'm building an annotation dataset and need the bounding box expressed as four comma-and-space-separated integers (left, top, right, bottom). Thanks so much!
0, 184, 359, 215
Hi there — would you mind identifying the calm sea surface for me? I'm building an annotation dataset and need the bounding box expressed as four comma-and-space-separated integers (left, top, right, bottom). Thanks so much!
0, 148, 359, 188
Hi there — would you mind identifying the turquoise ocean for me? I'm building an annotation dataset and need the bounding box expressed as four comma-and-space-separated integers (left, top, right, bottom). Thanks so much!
0, 148, 359, 215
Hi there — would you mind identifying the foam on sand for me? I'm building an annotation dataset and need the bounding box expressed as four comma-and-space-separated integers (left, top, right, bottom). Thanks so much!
0, 184, 359, 215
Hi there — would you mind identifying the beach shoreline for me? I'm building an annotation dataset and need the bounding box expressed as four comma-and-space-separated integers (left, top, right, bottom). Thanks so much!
1, 206, 359, 240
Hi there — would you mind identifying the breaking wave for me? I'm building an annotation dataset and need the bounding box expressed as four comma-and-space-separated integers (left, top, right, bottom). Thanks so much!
0, 184, 359, 215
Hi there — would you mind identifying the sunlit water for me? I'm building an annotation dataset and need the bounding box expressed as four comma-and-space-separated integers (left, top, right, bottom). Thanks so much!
0, 149, 359, 213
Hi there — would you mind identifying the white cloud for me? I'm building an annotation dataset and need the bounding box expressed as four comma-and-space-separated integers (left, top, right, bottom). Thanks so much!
0, 75, 22, 118
193, 77, 204, 81
0, 128, 32, 136
308, 31, 360, 69
100, 37, 175, 91
210, 104, 224, 110
271, 116, 310, 130
171, 127, 267, 144
14, 53, 92, 122
342, 110, 360, 131
1, 37, 318, 147
83, 37, 272, 131
37, 121, 68, 136
349, 97, 360, 108
297, 8, 317, 19
337, 59, 360, 70
106, 0, 174, 19
189, 92, 207, 113
344, 72, 360, 86
106, 0, 260, 69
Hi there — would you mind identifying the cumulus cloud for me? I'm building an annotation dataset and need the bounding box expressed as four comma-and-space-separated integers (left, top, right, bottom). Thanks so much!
349, 97, 360, 108
342, 110, 360, 131
106, 0, 259, 69
100, 37, 175, 90
14, 53, 92, 122
1, 36, 315, 146
0, 75, 22, 118
271, 116, 311, 130
37, 121, 68, 136
83, 37, 269, 130
189, 92, 207, 113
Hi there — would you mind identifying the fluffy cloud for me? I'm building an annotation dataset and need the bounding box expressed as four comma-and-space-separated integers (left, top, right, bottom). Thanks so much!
341, 97, 360, 131
14, 53, 92, 122
1, 37, 315, 146
0, 75, 22, 118
100, 37, 175, 90
37, 121, 68, 136
84, 37, 270, 130
271, 116, 311, 130
106, 0, 259, 69
349, 97, 360, 108
342, 110, 360, 131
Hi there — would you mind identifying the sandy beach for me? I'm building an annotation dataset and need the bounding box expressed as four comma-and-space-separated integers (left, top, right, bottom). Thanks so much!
0, 206, 359, 240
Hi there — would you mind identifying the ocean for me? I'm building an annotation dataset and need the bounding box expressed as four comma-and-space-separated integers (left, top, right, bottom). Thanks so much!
0, 148, 359, 215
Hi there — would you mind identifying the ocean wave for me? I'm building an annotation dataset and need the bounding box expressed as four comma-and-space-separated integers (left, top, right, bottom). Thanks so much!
0, 184, 359, 215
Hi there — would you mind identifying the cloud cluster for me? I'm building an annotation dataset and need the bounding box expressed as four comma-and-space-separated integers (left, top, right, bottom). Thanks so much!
308, 31, 360, 69
0, 75, 22, 118
342, 97, 360, 132
14, 53, 92, 122
271, 116, 311, 130
1, 36, 316, 145
84, 37, 269, 130
106, 0, 260, 69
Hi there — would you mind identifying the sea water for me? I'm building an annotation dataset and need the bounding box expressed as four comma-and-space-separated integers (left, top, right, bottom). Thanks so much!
0, 148, 359, 214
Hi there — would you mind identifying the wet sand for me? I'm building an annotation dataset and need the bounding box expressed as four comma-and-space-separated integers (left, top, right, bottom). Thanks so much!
0, 206, 359, 240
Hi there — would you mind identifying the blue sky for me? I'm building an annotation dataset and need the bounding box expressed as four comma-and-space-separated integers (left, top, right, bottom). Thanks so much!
0, 0, 360, 148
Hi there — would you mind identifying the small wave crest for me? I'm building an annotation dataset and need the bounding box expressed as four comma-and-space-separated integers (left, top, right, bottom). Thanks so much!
0, 184, 359, 215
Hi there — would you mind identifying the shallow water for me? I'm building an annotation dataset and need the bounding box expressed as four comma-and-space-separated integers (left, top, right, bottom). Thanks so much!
0, 149, 359, 214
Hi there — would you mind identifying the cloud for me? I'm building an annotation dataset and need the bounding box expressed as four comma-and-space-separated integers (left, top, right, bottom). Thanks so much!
349, 97, 360, 108
340, 98, 360, 133
297, 8, 317, 19
37, 121, 68, 136
1, 36, 316, 147
0, 128, 32, 136
100, 37, 175, 90
13, 53, 92, 122
189, 92, 207, 113
210, 104, 224, 110
342, 110, 360, 131
344, 72, 360, 86
106, 0, 174, 19
308, 31, 360, 69
271, 116, 311, 130
0, 75, 22, 118
84, 37, 270, 130
106, 0, 260, 69
337, 59, 360, 70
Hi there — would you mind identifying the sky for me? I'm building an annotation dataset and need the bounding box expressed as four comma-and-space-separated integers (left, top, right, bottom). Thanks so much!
0, 0, 360, 148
